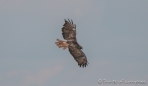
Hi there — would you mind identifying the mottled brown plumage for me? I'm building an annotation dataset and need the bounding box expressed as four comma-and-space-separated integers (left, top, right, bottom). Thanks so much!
55, 19, 88, 67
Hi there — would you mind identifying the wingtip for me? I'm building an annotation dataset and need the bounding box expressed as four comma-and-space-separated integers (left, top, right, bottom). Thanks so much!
75, 24, 76, 29
68, 18, 70, 23
64, 19, 74, 24
64, 19, 67, 22
78, 63, 88, 68
71, 19, 73, 24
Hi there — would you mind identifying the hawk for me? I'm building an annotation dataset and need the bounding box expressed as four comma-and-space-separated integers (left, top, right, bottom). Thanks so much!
55, 19, 88, 67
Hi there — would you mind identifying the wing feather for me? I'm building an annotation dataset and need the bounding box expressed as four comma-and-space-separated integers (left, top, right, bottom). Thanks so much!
62, 19, 75, 40
68, 45, 88, 67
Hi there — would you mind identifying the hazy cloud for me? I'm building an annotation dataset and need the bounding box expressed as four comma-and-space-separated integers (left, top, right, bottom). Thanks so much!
21, 65, 62, 86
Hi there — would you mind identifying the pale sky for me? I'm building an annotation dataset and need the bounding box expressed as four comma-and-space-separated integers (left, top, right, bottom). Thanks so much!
0, 0, 148, 86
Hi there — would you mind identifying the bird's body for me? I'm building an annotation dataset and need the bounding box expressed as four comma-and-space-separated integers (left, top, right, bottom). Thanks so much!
55, 19, 88, 67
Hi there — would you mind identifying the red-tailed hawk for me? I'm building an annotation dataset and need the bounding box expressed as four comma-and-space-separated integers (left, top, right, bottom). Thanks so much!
55, 19, 88, 67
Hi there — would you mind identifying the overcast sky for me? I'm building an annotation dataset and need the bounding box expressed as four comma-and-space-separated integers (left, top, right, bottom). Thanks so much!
0, 0, 148, 86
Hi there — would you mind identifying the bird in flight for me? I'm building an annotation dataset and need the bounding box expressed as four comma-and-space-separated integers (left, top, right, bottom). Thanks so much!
55, 19, 88, 67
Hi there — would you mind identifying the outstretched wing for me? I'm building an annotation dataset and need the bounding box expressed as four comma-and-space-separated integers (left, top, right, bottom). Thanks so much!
62, 19, 76, 41
68, 45, 88, 67
62, 19, 82, 49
